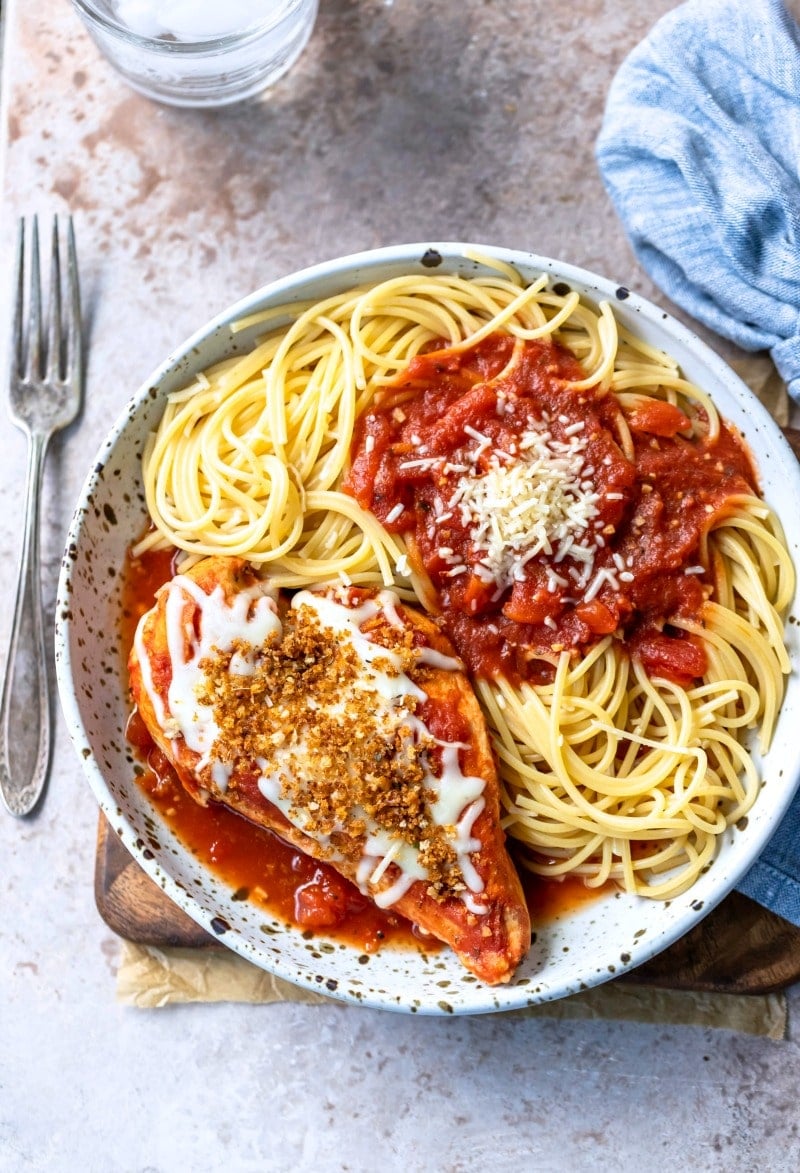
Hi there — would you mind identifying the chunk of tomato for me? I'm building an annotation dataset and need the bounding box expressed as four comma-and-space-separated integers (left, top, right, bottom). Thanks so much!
634, 631, 707, 684
626, 400, 691, 438
574, 599, 618, 635
294, 867, 350, 928
503, 582, 560, 625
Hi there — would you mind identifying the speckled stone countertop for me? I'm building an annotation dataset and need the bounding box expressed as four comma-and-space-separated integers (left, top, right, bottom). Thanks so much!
3, 1, 800, 1169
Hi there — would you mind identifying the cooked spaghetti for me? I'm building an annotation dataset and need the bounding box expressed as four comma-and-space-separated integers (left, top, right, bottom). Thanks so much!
133, 256, 794, 899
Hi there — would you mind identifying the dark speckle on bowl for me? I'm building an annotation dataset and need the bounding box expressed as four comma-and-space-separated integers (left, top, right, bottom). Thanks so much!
420, 248, 443, 268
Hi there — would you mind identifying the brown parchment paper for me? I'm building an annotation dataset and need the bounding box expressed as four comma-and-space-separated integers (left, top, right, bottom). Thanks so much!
116, 943, 787, 1038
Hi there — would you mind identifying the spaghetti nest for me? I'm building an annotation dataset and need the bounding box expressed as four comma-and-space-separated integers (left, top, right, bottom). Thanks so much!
135, 257, 794, 899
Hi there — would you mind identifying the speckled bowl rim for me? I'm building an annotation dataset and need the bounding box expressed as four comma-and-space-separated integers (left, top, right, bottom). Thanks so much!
56, 242, 800, 1014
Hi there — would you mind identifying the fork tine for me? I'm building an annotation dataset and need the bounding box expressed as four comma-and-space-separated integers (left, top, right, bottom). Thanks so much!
11, 219, 25, 381
24, 215, 43, 382
64, 216, 83, 388
45, 217, 63, 383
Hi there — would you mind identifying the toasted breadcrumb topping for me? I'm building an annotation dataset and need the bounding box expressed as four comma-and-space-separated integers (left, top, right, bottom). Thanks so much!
195, 599, 468, 900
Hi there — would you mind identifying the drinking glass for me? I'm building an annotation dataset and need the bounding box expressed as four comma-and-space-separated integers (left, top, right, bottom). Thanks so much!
71, 0, 319, 108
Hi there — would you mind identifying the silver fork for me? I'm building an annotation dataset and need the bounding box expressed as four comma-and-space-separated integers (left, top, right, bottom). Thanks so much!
0, 216, 84, 816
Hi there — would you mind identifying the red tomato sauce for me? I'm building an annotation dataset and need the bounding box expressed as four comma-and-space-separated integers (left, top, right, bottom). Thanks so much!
345, 333, 757, 687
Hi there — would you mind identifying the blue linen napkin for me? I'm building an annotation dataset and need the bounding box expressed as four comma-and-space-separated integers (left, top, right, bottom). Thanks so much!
596, 0, 800, 925
596, 0, 800, 401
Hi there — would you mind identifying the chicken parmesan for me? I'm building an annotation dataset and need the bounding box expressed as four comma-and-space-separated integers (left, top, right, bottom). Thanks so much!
129, 555, 531, 985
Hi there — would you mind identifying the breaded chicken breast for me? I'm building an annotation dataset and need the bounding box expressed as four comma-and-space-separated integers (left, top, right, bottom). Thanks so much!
129, 555, 531, 984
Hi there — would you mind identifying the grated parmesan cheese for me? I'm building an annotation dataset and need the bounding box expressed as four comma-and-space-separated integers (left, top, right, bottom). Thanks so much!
444, 425, 602, 592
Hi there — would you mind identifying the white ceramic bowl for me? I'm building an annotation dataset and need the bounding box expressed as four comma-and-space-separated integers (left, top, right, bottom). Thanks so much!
55, 243, 800, 1014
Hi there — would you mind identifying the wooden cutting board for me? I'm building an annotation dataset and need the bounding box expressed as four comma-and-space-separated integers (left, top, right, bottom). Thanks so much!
94, 426, 800, 995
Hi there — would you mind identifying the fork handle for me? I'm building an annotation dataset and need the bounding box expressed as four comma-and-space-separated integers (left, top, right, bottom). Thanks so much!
0, 431, 51, 816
